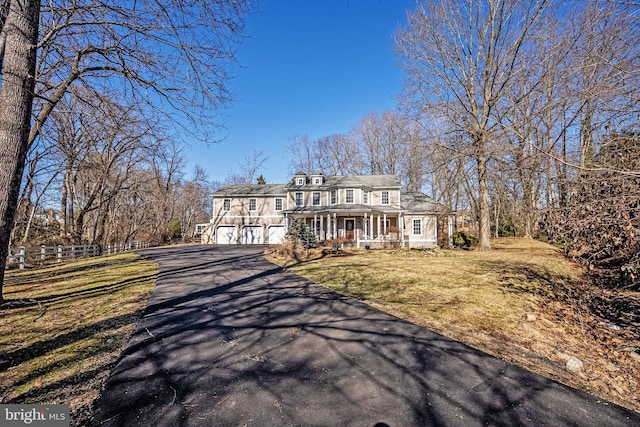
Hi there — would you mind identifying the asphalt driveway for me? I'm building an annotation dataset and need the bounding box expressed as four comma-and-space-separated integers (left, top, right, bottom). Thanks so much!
91, 245, 640, 426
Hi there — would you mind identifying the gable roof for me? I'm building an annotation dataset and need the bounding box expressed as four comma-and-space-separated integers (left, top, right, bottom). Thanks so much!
213, 184, 287, 197
285, 174, 400, 189
401, 192, 444, 214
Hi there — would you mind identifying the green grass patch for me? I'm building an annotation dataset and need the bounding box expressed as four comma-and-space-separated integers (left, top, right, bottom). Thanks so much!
0, 252, 157, 425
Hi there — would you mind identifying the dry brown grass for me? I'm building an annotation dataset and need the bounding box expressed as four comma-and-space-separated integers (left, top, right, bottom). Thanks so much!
266, 238, 640, 413
0, 253, 157, 426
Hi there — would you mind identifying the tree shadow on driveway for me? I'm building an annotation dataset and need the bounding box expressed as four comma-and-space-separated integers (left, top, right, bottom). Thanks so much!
91, 245, 640, 427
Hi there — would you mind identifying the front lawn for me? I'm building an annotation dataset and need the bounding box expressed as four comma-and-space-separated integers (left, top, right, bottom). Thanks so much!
0, 253, 157, 425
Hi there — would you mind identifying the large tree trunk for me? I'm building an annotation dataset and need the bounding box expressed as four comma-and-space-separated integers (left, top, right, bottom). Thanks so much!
476, 150, 492, 251
0, 0, 41, 301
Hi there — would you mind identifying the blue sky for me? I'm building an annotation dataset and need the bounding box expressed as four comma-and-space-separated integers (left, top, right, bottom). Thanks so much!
186, 0, 417, 184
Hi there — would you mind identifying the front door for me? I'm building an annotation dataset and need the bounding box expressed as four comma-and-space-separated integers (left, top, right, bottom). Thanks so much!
345, 219, 355, 240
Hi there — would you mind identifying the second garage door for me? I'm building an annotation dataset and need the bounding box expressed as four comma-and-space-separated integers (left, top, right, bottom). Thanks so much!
242, 226, 263, 244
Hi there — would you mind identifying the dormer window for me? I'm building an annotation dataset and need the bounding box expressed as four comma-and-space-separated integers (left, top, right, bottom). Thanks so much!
311, 171, 324, 185
293, 171, 307, 186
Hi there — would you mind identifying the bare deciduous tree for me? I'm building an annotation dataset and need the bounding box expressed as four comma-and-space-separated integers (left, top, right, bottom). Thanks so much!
0, 0, 254, 299
0, 0, 40, 301
226, 150, 269, 185
395, 0, 551, 250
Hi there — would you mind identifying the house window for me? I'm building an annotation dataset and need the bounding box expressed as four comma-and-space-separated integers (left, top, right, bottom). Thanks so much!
381, 191, 389, 205
223, 199, 231, 211
330, 189, 337, 204
346, 189, 354, 204
297, 177, 305, 185
314, 177, 321, 185
249, 198, 257, 211
313, 192, 321, 206
275, 198, 283, 211
363, 191, 369, 205
295, 192, 303, 207
413, 219, 422, 235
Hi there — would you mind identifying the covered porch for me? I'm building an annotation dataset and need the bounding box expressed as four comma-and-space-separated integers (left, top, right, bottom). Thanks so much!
283, 206, 403, 247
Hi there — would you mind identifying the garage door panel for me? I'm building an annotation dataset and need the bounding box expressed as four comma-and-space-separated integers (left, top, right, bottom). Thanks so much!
216, 226, 237, 244
242, 226, 263, 244
268, 226, 285, 244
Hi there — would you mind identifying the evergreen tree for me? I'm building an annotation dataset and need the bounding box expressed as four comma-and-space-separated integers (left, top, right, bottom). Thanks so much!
286, 219, 317, 249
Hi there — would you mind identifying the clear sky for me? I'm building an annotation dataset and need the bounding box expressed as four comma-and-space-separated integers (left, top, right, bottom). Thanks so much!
186, 0, 417, 185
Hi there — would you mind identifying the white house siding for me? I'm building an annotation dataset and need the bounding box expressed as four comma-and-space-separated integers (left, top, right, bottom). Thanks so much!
403, 215, 438, 248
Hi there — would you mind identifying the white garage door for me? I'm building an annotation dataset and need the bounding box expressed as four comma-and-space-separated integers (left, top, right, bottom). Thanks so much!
268, 226, 286, 244
242, 226, 263, 244
216, 226, 237, 244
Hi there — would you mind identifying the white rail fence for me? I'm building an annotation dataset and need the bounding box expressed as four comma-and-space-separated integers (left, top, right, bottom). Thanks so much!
6, 241, 150, 270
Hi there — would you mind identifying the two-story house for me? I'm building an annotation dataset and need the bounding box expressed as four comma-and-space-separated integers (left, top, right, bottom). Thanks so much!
202, 172, 448, 248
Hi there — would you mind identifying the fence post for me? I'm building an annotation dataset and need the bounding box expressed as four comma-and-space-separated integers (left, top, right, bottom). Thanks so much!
57, 245, 62, 262
83, 244, 87, 258
19, 247, 25, 270
71, 245, 75, 260
41, 245, 46, 263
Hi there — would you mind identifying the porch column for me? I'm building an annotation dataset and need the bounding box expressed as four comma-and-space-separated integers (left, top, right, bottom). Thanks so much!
383, 214, 387, 234
377, 215, 381, 237
364, 213, 368, 239
370, 214, 374, 239
327, 214, 331, 239
399, 213, 403, 246
314, 213, 318, 238
320, 214, 324, 241
333, 213, 337, 239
